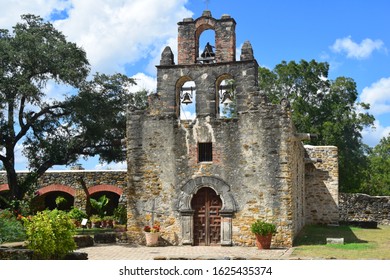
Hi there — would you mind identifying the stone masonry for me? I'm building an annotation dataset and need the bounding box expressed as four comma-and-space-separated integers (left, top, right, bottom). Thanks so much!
125, 11, 339, 248
339, 193, 390, 225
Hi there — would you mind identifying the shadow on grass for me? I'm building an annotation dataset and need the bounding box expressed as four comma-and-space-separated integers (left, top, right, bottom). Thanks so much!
294, 224, 368, 246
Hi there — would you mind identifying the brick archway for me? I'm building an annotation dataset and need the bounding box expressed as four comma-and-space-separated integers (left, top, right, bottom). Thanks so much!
88, 185, 123, 196
0, 184, 9, 192
36, 184, 76, 197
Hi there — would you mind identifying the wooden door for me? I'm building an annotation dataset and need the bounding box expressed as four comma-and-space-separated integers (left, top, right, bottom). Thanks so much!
191, 187, 222, 246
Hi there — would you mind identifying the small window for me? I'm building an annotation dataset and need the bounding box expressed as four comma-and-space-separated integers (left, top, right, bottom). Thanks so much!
198, 143, 212, 162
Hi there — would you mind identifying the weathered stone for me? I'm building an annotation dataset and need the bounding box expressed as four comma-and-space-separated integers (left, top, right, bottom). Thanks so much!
63, 252, 88, 260
0, 248, 33, 260
125, 11, 339, 248
326, 238, 344, 245
340, 192, 390, 225
94, 233, 117, 244
74, 235, 94, 248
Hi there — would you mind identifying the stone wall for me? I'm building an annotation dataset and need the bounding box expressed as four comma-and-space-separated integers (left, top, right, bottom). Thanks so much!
0, 170, 127, 211
304, 146, 339, 225
339, 193, 390, 225
127, 95, 307, 247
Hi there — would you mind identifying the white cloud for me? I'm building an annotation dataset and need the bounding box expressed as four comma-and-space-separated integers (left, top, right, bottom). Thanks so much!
0, 0, 72, 30
53, 0, 192, 74
146, 37, 178, 75
14, 143, 29, 170
130, 73, 157, 93
331, 36, 385, 59
362, 120, 390, 147
360, 77, 390, 115
0, 0, 192, 75
359, 77, 390, 146
95, 161, 127, 170
180, 109, 196, 120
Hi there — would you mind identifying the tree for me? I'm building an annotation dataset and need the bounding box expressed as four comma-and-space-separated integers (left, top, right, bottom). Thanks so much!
0, 15, 145, 207
259, 60, 375, 192
90, 195, 110, 219
362, 135, 390, 195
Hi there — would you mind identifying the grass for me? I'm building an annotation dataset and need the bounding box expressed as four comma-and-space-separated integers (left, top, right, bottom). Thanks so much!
291, 224, 390, 259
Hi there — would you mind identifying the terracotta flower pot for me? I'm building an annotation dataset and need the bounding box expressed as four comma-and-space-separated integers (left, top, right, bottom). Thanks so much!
255, 233, 272, 249
145, 232, 159, 246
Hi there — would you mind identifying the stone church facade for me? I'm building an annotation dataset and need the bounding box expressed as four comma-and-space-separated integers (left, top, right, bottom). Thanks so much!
125, 11, 339, 247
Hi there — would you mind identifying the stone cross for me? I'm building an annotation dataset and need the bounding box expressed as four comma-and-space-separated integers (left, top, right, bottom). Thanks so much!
143, 199, 164, 226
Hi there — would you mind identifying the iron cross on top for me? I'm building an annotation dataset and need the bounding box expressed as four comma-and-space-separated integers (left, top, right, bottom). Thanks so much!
204, 0, 210, 10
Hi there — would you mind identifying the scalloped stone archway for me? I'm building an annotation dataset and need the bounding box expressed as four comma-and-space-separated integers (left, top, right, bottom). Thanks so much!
177, 176, 236, 246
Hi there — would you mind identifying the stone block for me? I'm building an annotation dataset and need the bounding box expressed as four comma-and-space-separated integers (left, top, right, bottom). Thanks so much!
94, 232, 117, 244
0, 248, 33, 260
326, 238, 344, 245
74, 235, 94, 248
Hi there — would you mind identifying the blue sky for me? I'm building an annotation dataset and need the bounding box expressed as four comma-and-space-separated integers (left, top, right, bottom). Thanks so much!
1, 0, 389, 170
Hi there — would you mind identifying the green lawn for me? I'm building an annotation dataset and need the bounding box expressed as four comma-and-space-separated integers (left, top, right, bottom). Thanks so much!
291, 224, 390, 259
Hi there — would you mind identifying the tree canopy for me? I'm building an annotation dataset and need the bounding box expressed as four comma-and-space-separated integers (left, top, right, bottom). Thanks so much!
362, 136, 390, 195
0, 15, 145, 204
259, 60, 375, 192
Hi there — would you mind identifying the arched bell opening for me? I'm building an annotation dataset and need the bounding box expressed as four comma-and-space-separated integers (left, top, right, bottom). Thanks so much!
176, 77, 196, 120
216, 75, 237, 118
197, 27, 216, 64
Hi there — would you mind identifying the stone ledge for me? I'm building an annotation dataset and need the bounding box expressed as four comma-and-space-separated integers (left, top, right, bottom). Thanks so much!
74, 235, 94, 248
0, 248, 33, 260
94, 232, 117, 244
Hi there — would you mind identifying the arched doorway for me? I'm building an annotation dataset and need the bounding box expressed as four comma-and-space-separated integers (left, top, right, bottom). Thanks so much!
191, 187, 222, 246
178, 176, 236, 246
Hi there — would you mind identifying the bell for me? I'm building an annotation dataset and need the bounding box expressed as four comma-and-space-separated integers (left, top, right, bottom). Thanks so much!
181, 92, 192, 105
221, 92, 233, 105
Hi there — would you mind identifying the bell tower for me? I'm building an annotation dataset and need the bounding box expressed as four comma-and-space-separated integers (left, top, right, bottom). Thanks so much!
153, 10, 261, 120
177, 10, 236, 64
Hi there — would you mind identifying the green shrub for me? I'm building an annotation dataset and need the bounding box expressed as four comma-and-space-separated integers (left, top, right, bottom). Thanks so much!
0, 209, 26, 244
68, 207, 87, 222
23, 209, 76, 259
250, 220, 277, 236
113, 205, 127, 224
90, 195, 110, 218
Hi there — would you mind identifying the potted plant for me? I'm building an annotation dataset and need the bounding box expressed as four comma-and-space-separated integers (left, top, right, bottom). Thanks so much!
103, 216, 114, 228
90, 215, 101, 228
250, 220, 277, 249
144, 224, 160, 246
68, 207, 87, 228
